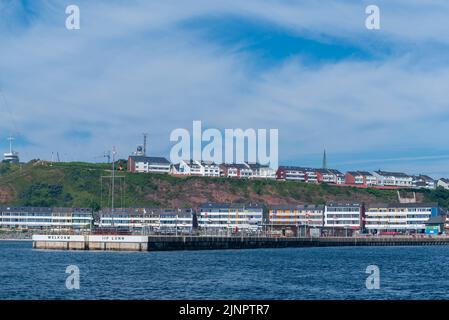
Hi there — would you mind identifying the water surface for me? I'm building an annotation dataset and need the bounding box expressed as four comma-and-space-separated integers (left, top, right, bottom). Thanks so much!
0, 241, 447, 300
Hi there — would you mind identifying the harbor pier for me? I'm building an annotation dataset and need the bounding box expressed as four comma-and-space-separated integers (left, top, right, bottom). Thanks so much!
32, 234, 449, 251
146, 235, 449, 251
32, 235, 148, 251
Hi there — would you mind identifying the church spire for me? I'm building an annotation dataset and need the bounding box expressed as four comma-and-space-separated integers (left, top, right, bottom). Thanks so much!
322, 149, 327, 169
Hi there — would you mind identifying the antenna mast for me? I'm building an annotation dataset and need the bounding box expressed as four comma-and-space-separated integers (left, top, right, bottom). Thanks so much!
111, 146, 117, 226
143, 133, 148, 156
7, 135, 13, 154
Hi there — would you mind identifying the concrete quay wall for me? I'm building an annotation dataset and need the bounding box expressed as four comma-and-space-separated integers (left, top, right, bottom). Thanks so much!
32, 235, 148, 251
32, 235, 449, 252
146, 236, 449, 251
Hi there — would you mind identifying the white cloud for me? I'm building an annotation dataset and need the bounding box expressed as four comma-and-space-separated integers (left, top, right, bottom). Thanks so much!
0, 0, 449, 177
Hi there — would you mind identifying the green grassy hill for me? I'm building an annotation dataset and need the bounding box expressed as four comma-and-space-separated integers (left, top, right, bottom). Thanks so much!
1, 161, 448, 211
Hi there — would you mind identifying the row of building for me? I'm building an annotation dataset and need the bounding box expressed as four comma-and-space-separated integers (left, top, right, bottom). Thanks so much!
127, 152, 446, 190
1, 202, 446, 235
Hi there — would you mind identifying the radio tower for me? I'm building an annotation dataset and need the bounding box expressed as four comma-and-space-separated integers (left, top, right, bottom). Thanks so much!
111, 146, 117, 227
143, 133, 148, 156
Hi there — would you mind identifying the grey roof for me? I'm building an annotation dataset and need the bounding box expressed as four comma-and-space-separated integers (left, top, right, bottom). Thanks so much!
182, 160, 201, 168
358, 171, 374, 176
220, 163, 251, 170
270, 204, 324, 211
245, 162, 270, 169
129, 156, 171, 165
425, 215, 446, 225
347, 171, 374, 177
439, 178, 449, 183
278, 167, 342, 175
199, 202, 263, 211
413, 174, 435, 182
316, 168, 344, 175
327, 169, 344, 175
278, 166, 317, 172
326, 202, 361, 207
199, 160, 218, 166
100, 207, 193, 217
375, 170, 411, 178
367, 203, 439, 209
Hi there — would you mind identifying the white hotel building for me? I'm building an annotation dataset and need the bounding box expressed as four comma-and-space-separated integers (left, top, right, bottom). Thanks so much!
0, 207, 93, 231
373, 170, 413, 188
127, 156, 171, 174
198, 203, 264, 233
220, 163, 254, 178
324, 203, 361, 229
172, 160, 221, 177
269, 204, 324, 227
245, 163, 276, 179
364, 203, 440, 234
98, 208, 194, 234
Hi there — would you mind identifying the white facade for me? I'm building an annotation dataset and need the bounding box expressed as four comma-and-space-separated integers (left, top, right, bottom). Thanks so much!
365, 174, 378, 186
373, 171, 413, 187
365, 204, 438, 233
3, 136, 19, 164
346, 171, 378, 186
0, 207, 92, 230
3, 151, 19, 164
99, 208, 194, 233
256, 167, 276, 179
201, 161, 220, 177
269, 205, 324, 227
317, 169, 345, 184
353, 173, 365, 185
412, 175, 436, 189
437, 179, 449, 190
220, 164, 253, 178
246, 163, 276, 179
198, 203, 264, 232
324, 203, 361, 228
305, 170, 318, 183
134, 161, 170, 174
281, 167, 306, 182
128, 156, 171, 174
175, 160, 220, 176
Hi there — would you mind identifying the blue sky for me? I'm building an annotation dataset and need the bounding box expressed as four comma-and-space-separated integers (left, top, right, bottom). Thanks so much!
1, 0, 449, 177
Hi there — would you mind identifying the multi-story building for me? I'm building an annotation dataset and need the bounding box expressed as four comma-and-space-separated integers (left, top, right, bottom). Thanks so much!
345, 171, 377, 187
412, 175, 436, 189
316, 169, 345, 184
373, 170, 413, 188
173, 160, 203, 176
127, 156, 171, 174
200, 160, 221, 177
276, 166, 306, 182
245, 163, 276, 179
324, 203, 361, 229
269, 204, 324, 227
219, 163, 253, 178
0, 207, 93, 231
364, 203, 440, 234
172, 160, 220, 177
276, 166, 318, 183
98, 208, 195, 234
437, 178, 449, 190
198, 202, 264, 233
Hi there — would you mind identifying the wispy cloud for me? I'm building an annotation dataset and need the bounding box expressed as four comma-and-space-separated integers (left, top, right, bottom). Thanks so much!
0, 0, 448, 177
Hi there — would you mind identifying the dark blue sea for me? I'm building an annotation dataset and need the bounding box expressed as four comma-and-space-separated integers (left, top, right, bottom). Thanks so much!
0, 241, 448, 300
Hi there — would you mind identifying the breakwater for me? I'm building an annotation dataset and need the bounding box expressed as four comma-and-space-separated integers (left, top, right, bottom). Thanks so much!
32, 234, 449, 251
146, 235, 449, 251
